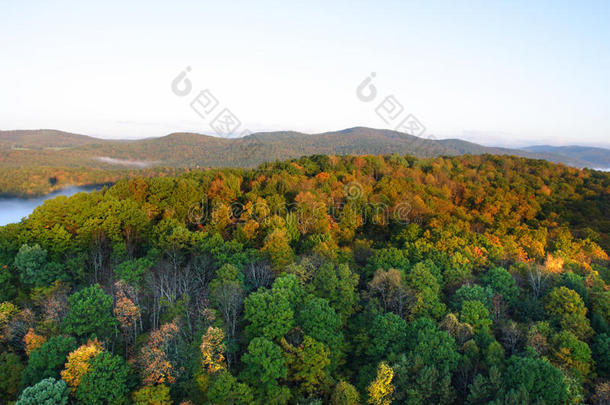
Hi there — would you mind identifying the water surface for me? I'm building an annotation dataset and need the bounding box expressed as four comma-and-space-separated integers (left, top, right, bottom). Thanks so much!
0, 186, 96, 226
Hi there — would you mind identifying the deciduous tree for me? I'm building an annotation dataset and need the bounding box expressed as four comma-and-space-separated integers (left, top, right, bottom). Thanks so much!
200, 326, 226, 374
132, 384, 172, 405
21, 335, 77, 388
138, 321, 180, 385
331, 381, 360, 405
367, 362, 394, 405
23, 328, 46, 356
60, 339, 103, 391
545, 287, 593, 339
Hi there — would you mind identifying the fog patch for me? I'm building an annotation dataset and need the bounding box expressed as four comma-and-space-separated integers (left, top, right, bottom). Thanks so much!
96, 156, 157, 168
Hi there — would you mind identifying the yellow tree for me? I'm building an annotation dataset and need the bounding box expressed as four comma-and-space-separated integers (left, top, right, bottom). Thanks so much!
262, 228, 294, 270
200, 326, 226, 374
132, 384, 172, 405
61, 339, 103, 391
0, 302, 18, 342
367, 362, 394, 405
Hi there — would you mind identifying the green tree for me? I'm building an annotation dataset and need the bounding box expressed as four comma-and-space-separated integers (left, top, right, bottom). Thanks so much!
240, 337, 287, 399
244, 276, 303, 341
0, 262, 17, 302
132, 384, 172, 405
153, 218, 193, 271
406, 262, 445, 320
331, 381, 360, 405
592, 333, 610, 378
282, 335, 332, 396
550, 331, 593, 381
271, 275, 305, 307
0, 351, 24, 401
114, 256, 154, 288
545, 287, 593, 340
75, 352, 131, 405
502, 356, 568, 404
296, 296, 343, 366
21, 335, 77, 388
393, 356, 456, 405
460, 300, 492, 332
481, 267, 518, 304
452, 284, 493, 310
365, 248, 410, 277
262, 228, 294, 270
63, 284, 118, 340
14, 244, 65, 289
406, 317, 460, 372
244, 288, 293, 341
312, 262, 359, 322
16, 377, 69, 405
466, 367, 502, 405
210, 263, 245, 363
207, 370, 254, 405
392, 317, 460, 404
367, 312, 407, 360
14, 244, 46, 286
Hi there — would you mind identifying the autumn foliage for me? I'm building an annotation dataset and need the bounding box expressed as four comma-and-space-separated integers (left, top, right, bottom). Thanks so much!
200, 326, 226, 374
1, 154, 609, 404
23, 328, 46, 356
138, 321, 180, 385
60, 339, 103, 390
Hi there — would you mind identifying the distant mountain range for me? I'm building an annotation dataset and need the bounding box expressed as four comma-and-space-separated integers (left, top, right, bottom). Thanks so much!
1, 127, 608, 170
522, 145, 610, 169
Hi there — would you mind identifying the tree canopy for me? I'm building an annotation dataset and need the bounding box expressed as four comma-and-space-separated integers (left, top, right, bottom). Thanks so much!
1, 154, 609, 403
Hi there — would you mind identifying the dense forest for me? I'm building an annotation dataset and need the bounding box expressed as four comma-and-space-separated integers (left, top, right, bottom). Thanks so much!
0, 154, 609, 404
2, 128, 606, 197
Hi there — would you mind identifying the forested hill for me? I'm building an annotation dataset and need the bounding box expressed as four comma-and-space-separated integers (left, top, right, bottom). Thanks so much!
5, 127, 609, 197
1, 154, 609, 404
0, 129, 107, 149
523, 145, 610, 169
1, 127, 604, 169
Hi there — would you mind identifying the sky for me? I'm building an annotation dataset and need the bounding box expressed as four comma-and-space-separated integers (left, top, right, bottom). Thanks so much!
1, 0, 609, 147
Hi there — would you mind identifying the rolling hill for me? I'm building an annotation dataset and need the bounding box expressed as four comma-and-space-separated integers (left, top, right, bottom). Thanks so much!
1, 127, 607, 170
523, 145, 610, 169
0, 129, 108, 149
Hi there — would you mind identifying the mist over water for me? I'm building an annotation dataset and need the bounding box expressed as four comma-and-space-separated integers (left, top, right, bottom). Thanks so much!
0, 186, 96, 226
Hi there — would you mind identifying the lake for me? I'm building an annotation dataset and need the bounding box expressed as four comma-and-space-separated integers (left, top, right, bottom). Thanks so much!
0, 186, 97, 226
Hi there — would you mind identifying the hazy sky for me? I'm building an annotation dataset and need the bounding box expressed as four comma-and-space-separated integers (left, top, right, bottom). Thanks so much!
1, 0, 609, 147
